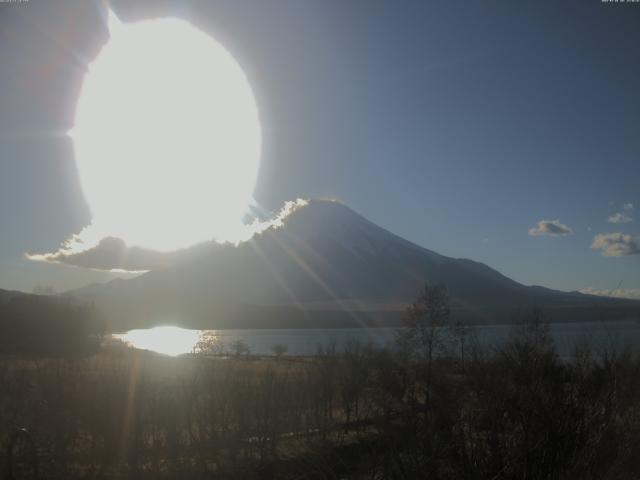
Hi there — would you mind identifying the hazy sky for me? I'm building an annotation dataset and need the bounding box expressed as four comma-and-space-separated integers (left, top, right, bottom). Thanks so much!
0, 0, 639, 294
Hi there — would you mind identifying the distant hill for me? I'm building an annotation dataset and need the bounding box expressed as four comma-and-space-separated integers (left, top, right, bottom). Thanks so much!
0, 289, 103, 354
67, 200, 640, 330
0, 288, 27, 305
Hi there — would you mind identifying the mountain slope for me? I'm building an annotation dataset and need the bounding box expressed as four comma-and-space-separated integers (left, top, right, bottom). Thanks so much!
68, 200, 640, 329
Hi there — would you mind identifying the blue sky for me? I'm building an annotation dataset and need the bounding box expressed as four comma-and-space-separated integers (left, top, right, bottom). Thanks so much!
0, 0, 639, 294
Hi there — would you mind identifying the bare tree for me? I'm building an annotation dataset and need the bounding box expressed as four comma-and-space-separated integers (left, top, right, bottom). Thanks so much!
451, 319, 471, 372
193, 331, 225, 356
397, 283, 450, 408
230, 339, 251, 358
271, 343, 288, 358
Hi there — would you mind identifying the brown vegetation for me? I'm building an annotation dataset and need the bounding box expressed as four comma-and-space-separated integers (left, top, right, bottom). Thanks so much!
2, 287, 640, 479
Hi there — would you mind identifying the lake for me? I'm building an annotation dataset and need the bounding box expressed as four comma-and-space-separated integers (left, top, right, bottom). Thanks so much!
113, 320, 640, 357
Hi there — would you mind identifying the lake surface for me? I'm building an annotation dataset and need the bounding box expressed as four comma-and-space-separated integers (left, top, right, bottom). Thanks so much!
113, 320, 640, 357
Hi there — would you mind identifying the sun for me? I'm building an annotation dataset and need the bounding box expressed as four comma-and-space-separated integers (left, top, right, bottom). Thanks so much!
71, 11, 261, 251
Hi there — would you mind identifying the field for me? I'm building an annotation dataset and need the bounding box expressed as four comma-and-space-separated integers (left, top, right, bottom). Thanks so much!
3, 313, 640, 479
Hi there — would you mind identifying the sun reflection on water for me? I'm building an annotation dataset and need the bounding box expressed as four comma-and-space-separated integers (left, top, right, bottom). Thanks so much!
116, 326, 202, 356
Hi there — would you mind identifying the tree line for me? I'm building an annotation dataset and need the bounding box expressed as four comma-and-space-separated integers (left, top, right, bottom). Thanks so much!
1, 284, 640, 479
0, 294, 103, 355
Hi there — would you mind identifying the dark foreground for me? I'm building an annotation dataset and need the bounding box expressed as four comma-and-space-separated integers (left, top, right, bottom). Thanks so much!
2, 316, 640, 479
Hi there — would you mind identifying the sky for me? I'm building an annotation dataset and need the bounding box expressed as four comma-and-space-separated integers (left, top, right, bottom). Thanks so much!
0, 0, 639, 295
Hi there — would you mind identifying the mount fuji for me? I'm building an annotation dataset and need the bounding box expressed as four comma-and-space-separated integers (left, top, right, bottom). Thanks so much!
67, 200, 639, 330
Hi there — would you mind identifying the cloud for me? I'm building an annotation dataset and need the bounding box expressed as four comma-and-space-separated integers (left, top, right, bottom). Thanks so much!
608, 212, 632, 224
528, 219, 573, 236
591, 232, 639, 257
579, 287, 640, 300
623, 202, 634, 211
26, 199, 311, 272
27, 237, 173, 271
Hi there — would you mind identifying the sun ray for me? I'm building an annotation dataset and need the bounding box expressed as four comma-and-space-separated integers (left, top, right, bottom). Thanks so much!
267, 229, 370, 329
246, 236, 313, 326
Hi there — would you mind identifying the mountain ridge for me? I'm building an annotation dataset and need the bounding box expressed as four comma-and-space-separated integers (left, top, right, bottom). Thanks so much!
65, 199, 640, 330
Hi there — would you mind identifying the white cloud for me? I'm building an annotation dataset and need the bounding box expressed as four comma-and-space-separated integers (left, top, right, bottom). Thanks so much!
580, 287, 640, 300
608, 212, 632, 224
26, 237, 171, 271
623, 202, 634, 211
26, 199, 311, 272
591, 232, 639, 257
528, 219, 573, 236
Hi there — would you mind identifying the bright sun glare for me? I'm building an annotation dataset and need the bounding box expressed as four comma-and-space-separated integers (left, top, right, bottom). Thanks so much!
72, 12, 261, 251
